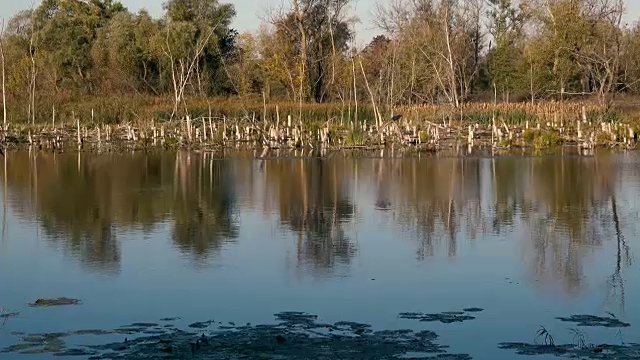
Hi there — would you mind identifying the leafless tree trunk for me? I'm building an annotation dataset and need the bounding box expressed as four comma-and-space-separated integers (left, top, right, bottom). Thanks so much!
1, 20, 7, 130
528, 48, 535, 105
292, 0, 317, 120
609, 193, 630, 311
359, 56, 382, 128
389, 41, 397, 115
413, 1, 472, 108
29, 1, 37, 124
579, 0, 625, 111
163, 25, 218, 120
328, 5, 337, 87
443, 6, 460, 108
351, 53, 358, 125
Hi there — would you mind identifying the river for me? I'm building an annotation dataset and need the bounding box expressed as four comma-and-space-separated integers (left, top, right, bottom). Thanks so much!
0, 149, 638, 359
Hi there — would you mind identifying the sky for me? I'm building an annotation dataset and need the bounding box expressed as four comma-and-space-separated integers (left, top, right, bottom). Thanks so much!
2, 0, 640, 46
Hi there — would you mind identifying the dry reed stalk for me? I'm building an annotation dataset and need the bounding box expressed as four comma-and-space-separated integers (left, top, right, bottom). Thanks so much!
76, 115, 81, 146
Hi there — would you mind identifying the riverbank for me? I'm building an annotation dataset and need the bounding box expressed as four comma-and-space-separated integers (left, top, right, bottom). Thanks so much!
1, 103, 638, 153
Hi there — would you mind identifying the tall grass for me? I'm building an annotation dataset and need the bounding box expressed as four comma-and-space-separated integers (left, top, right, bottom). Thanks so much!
0, 95, 612, 121
1, 95, 637, 151
7, 95, 378, 127
4, 94, 639, 128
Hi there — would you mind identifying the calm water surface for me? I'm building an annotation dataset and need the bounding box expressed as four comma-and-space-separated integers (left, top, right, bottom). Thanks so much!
0, 149, 639, 359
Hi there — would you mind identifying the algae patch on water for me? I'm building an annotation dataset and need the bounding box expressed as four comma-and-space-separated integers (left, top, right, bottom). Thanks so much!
499, 343, 640, 359
28, 297, 82, 307
399, 308, 483, 324
0, 311, 20, 319
556, 314, 631, 328
500, 313, 638, 359
1, 312, 472, 359
188, 320, 216, 329
463, 308, 484, 313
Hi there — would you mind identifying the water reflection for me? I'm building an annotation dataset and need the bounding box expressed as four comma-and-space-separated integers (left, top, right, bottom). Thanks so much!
171, 152, 239, 261
524, 156, 615, 294
262, 157, 357, 275
371, 157, 484, 259
0, 150, 635, 300
2, 151, 241, 271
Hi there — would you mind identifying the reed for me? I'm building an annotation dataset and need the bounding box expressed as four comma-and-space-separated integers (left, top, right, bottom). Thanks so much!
1, 95, 638, 151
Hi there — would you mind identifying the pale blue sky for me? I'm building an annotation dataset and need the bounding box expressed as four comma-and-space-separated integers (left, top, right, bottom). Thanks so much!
2, 0, 640, 46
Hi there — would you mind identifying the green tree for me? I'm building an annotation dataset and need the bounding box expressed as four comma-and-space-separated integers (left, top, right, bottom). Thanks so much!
163, 0, 237, 96
35, 0, 126, 93
487, 0, 528, 101
92, 10, 162, 94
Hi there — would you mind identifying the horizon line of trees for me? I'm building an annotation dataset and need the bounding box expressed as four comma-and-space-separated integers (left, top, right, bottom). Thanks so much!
1, 0, 640, 124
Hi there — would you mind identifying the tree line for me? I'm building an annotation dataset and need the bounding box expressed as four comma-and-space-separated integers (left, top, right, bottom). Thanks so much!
0, 0, 638, 124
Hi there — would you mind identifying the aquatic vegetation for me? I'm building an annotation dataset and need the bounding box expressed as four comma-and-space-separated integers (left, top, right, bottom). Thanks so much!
275, 311, 320, 326
595, 131, 614, 146
521, 129, 561, 149
1, 312, 472, 359
398, 308, 482, 324
419, 130, 429, 143
159, 317, 179, 322
0, 308, 20, 319
569, 328, 590, 349
462, 308, 484, 313
28, 298, 81, 307
500, 314, 638, 359
533, 130, 562, 149
499, 342, 640, 359
345, 128, 366, 146
1, 97, 636, 152
535, 326, 555, 346
1, 306, 20, 329
522, 129, 538, 144
188, 320, 216, 329
556, 314, 631, 328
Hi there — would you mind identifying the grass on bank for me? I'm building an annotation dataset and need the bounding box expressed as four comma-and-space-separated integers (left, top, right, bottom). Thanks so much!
1, 95, 639, 150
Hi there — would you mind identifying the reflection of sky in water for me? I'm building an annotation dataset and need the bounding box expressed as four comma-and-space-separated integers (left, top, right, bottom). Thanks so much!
0, 150, 639, 359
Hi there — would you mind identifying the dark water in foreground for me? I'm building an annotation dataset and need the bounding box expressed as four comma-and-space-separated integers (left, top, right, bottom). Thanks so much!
0, 149, 639, 359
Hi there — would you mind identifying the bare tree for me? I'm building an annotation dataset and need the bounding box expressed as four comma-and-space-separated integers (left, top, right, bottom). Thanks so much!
575, 0, 625, 111
162, 23, 218, 120
292, 0, 317, 118
373, 0, 411, 35
28, 0, 37, 124
1, 19, 7, 130
375, 0, 483, 108
441, 3, 460, 108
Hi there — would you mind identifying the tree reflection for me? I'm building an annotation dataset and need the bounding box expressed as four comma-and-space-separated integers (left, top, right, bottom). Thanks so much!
373, 156, 485, 260
522, 154, 616, 294
606, 193, 633, 312
262, 155, 357, 276
1, 149, 634, 295
3, 151, 239, 272
368, 152, 630, 296
170, 152, 239, 261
